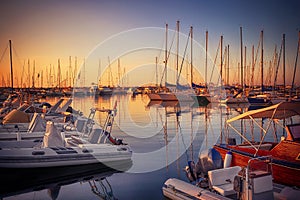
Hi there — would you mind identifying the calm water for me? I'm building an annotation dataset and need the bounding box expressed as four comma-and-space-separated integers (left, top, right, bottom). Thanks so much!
3, 94, 281, 200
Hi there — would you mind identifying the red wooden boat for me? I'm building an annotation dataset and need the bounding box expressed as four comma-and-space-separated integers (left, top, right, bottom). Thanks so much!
214, 102, 300, 187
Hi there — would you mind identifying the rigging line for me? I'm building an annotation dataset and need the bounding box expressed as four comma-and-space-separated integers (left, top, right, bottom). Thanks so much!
0, 44, 8, 65
152, 37, 165, 84
274, 40, 283, 88
177, 31, 191, 84
252, 36, 261, 85
291, 32, 300, 94
216, 46, 227, 86
209, 38, 220, 84
159, 28, 176, 86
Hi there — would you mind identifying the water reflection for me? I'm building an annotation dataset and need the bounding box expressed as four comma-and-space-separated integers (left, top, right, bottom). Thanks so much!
1, 164, 120, 200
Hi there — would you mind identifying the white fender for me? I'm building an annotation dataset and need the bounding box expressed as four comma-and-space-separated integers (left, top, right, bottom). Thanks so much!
224, 151, 232, 168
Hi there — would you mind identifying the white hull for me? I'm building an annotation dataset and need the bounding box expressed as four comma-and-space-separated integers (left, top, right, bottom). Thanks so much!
0, 143, 132, 169
163, 178, 228, 200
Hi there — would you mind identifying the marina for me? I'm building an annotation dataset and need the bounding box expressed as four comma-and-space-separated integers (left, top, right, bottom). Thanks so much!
1, 1, 300, 199
0, 93, 299, 199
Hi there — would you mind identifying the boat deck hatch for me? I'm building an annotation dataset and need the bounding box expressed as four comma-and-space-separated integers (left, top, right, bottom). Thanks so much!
50, 147, 78, 154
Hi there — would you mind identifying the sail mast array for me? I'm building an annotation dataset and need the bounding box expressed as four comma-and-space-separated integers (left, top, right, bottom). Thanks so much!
0, 27, 298, 96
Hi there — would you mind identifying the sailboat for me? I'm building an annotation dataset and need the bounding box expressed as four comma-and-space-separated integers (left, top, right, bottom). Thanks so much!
247, 30, 272, 107
156, 23, 178, 101
98, 57, 113, 96
224, 27, 248, 104
174, 24, 196, 103
159, 22, 195, 102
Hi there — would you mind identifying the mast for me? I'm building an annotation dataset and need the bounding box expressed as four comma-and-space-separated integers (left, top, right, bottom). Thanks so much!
107, 57, 111, 87
240, 27, 244, 93
176, 21, 179, 75
155, 56, 158, 87
291, 31, 300, 98
9, 40, 13, 91
261, 30, 264, 93
220, 35, 223, 87
69, 56, 72, 87
118, 58, 121, 86
282, 34, 285, 96
74, 56, 77, 87
251, 45, 254, 89
205, 30, 208, 88
58, 59, 61, 89
41, 70, 43, 88
32, 60, 35, 88
244, 46, 247, 88
165, 23, 168, 87
21, 61, 25, 88
227, 45, 230, 86
28, 59, 30, 88
190, 26, 193, 87
83, 58, 86, 87
98, 59, 101, 86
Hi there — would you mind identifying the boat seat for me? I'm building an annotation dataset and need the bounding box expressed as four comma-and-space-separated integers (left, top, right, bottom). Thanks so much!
208, 166, 241, 196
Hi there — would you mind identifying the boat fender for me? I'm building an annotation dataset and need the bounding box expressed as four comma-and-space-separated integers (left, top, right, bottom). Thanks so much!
224, 151, 232, 168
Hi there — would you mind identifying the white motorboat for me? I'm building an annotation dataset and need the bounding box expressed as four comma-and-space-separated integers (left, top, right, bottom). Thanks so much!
163, 152, 300, 200
0, 121, 131, 169
0, 104, 132, 171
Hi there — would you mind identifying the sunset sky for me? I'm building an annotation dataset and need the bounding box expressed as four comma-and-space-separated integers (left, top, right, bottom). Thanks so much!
0, 0, 299, 87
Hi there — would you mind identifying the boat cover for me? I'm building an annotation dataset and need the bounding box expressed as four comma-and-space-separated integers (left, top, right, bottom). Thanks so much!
42, 121, 65, 147
27, 113, 46, 132
227, 102, 300, 123
2, 109, 30, 124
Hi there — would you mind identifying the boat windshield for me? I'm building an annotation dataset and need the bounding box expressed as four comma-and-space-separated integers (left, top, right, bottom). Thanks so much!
286, 124, 300, 141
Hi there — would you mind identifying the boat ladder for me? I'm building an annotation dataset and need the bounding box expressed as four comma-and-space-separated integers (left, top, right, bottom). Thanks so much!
97, 106, 116, 144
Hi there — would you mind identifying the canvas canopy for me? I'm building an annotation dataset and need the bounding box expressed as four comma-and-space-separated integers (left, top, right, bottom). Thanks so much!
227, 102, 300, 123
42, 121, 65, 147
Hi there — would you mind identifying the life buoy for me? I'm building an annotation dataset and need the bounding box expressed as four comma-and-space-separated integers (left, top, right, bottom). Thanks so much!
224, 151, 232, 168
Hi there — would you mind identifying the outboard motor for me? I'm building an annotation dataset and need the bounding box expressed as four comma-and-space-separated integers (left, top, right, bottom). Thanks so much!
185, 148, 222, 184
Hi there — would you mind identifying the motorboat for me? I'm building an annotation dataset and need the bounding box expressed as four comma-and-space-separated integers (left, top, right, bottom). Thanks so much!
0, 104, 132, 172
163, 156, 300, 200
213, 102, 300, 188
0, 121, 132, 168
0, 98, 72, 133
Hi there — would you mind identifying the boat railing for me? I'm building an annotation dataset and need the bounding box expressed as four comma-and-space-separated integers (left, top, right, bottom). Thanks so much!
246, 155, 272, 180
78, 101, 119, 145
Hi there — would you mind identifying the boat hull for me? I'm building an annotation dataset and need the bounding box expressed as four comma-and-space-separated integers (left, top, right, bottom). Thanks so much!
0, 144, 132, 169
191, 95, 210, 106
213, 143, 300, 187
147, 93, 162, 101
247, 97, 272, 106
158, 92, 178, 101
